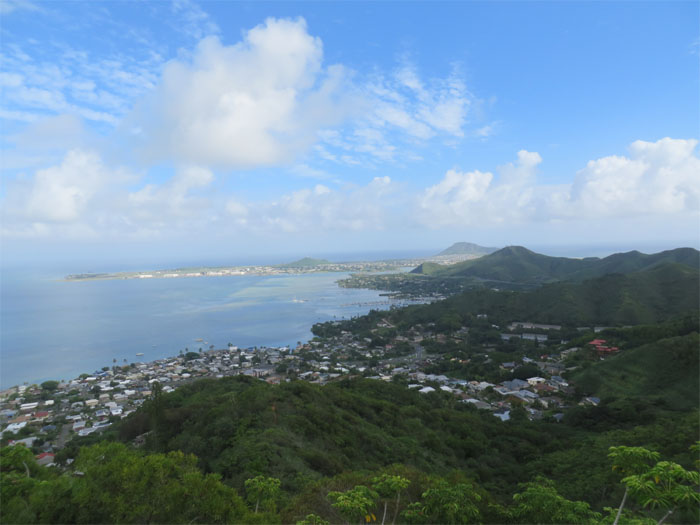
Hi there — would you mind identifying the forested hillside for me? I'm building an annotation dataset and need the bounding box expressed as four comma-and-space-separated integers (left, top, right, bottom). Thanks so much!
385, 262, 699, 328
410, 246, 699, 287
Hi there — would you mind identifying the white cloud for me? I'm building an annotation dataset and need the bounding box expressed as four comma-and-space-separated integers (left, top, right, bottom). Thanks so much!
566, 137, 700, 217
225, 176, 397, 233
132, 17, 352, 168
127, 17, 476, 169
1, 153, 217, 239
4, 135, 695, 243
0, 0, 41, 15
129, 166, 212, 211
1, 150, 130, 228
326, 64, 473, 164
419, 150, 541, 227
419, 138, 700, 228
8, 114, 87, 152
0, 41, 159, 126
171, 0, 220, 40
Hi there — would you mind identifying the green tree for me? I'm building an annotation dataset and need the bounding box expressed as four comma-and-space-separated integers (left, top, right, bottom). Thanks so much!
371, 473, 410, 525
403, 479, 481, 525
623, 460, 700, 525
147, 381, 165, 450
0, 445, 45, 523
296, 513, 330, 525
328, 485, 379, 525
608, 446, 661, 525
72, 442, 247, 523
245, 475, 281, 514
40, 380, 59, 392
509, 477, 601, 524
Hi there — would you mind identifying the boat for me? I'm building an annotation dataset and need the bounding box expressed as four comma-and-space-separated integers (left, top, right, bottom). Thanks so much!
136, 352, 144, 356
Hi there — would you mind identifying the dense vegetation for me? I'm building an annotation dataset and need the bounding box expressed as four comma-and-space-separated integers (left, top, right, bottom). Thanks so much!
5, 318, 698, 524
411, 246, 699, 285
331, 264, 699, 336
2, 374, 698, 523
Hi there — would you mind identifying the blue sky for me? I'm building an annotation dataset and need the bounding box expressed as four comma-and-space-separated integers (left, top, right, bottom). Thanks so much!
1, 0, 698, 265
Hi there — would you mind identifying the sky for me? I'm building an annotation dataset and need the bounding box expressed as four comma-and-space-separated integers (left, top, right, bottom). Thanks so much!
1, 0, 699, 267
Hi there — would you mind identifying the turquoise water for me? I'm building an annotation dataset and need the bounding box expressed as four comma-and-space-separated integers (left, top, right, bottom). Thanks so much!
0, 270, 396, 388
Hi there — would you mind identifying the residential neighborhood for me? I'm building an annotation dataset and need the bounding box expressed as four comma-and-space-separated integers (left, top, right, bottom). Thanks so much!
0, 316, 616, 465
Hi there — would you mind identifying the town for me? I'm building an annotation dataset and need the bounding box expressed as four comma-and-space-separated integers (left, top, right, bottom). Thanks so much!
0, 313, 616, 467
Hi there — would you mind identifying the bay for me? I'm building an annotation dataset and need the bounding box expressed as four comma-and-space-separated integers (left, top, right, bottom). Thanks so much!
0, 270, 400, 388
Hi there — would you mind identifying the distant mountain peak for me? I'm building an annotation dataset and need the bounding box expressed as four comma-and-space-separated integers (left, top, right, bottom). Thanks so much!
280, 257, 332, 268
437, 242, 498, 256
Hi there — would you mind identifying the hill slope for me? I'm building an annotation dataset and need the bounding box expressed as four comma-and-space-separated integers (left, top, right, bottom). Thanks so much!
397, 262, 699, 326
118, 377, 556, 495
570, 332, 699, 411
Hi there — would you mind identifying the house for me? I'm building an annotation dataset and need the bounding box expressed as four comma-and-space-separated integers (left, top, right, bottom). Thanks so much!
36, 452, 55, 466
541, 362, 566, 375
418, 386, 436, 394
508, 322, 561, 331
534, 383, 556, 394
522, 333, 548, 342
501, 379, 529, 391
549, 375, 568, 387
3, 421, 27, 434
509, 390, 539, 403
32, 411, 50, 422
493, 410, 510, 421
9, 437, 37, 447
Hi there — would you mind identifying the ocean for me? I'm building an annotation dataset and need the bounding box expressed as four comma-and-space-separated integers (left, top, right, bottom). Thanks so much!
0, 267, 406, 388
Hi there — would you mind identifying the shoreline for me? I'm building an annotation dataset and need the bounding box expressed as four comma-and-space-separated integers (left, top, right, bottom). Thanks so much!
62, 254, 481, 282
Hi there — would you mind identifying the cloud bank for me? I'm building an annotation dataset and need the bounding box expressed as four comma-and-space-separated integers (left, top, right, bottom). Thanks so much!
2, 138, 697, 243
419, 138, 699, 228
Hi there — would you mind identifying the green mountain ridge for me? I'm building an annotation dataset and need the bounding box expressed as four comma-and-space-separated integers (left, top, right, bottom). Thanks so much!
411, 246, 700, 286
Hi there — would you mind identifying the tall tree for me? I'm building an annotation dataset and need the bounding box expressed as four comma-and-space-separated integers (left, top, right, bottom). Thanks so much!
371, 473, 410, 525
402, 479, 481, 524
509, 477, 601, 524
608, 446, 661, 525
244, 475, 281, 514
328, 485, 379, 525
